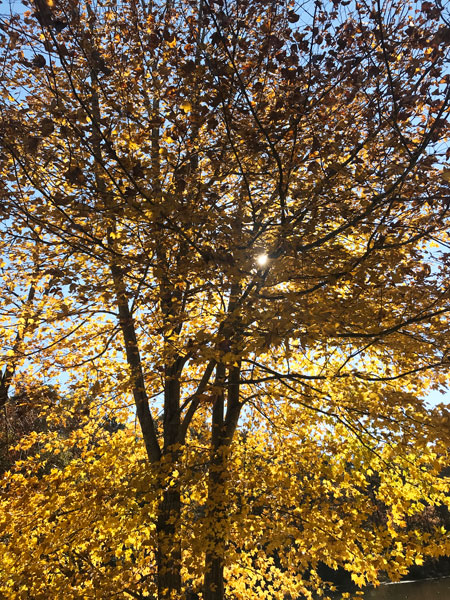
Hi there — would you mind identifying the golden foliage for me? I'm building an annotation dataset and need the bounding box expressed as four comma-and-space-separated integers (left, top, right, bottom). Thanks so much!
0, 0, 449, 597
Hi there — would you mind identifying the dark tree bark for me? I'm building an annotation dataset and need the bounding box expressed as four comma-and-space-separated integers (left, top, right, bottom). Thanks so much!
203, 363, 241, 600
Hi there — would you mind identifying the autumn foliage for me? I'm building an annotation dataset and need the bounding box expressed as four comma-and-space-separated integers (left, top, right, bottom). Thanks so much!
1, 0, 450, 597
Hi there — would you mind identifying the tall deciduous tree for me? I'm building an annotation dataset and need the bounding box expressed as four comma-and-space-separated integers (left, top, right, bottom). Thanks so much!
1, 0, 450, 597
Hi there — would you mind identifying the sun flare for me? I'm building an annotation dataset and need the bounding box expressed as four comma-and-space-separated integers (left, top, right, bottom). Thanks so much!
256, 254, 269, 266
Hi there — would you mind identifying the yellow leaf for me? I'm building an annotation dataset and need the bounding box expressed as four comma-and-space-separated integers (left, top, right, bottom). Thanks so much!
180, 101, 192, 114
351, 574, 365, 587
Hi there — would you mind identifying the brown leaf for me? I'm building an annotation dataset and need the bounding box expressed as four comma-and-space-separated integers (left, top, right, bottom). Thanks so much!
40, 118, 55, 137
32, 54, 46, 68
65, 166, 86, 185
24, 135, 41, 153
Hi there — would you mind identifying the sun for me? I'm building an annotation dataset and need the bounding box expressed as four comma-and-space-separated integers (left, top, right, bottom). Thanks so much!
256, 254, 269, 267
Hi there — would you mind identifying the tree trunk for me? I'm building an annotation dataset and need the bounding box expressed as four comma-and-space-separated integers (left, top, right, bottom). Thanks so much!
203, 452, 227, 600
203, 555, 225, 600
156, 368, 183, 599
203, 363, 241, 600
157, 487, 182, 600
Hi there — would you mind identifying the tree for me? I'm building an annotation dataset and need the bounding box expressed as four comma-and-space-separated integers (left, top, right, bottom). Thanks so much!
0, 0, 450, 597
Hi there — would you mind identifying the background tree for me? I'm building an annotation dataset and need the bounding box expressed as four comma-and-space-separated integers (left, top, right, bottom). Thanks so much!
1, 0, 450, 598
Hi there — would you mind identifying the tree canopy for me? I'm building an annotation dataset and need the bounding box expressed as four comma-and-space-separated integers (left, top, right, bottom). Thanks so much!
1, 0, 450, 598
